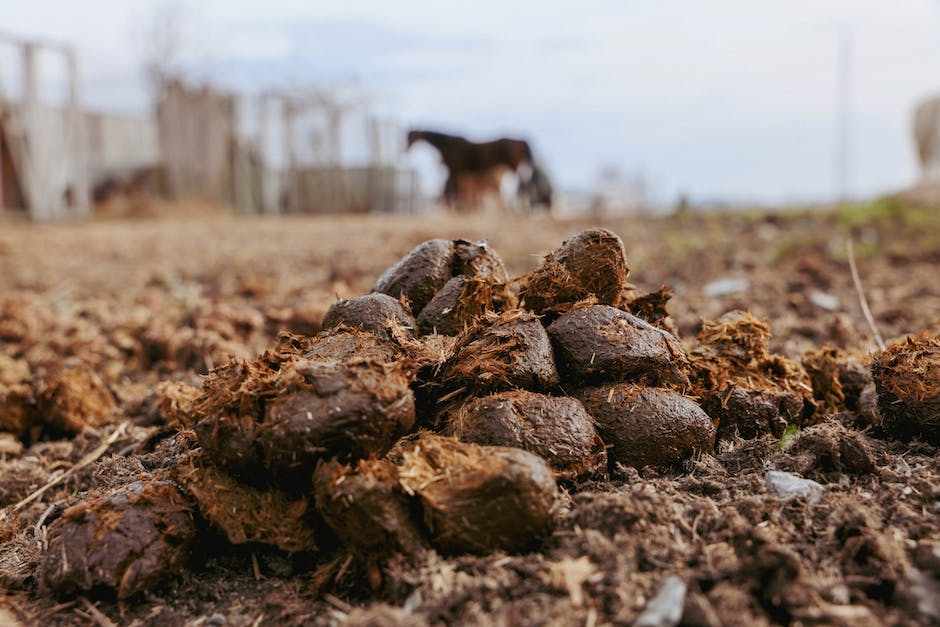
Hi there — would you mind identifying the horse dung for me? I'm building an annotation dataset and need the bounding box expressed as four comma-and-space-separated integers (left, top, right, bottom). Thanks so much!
520, 228, 629, 317
871, 333, 940, 445
323, 293, 416, 340
444, 390, 607, 480
39, 481, 197, 600
547, 304, 689, 386
397, 434, 558, 554
579, 384, 716, 469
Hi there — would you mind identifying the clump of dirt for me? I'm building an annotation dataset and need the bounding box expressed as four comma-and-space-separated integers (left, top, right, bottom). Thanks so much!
38, 480, 197, 600
871, 333, 940, 444
322, 293, 416, 341
444, 390, 607, 481
689, 311, 815, 439
547, 304, 689, 386
397, 434, 558, 554
579, 384, 716, 469
520, 228, 629, 317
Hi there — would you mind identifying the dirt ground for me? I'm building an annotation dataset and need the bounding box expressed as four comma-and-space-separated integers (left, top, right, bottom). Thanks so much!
0, 200, 938, 625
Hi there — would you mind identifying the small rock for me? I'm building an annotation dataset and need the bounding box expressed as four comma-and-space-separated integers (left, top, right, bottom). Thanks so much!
809, 290, 840, 311
764, 470, 824, 504
703, 277, 749, 298
635, 575, 687, 627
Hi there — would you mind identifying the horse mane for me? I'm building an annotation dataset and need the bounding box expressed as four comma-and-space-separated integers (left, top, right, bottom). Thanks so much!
407, 130, 467, 149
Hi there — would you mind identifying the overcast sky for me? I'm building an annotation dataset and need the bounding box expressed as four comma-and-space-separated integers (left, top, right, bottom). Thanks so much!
3, 0, 940, 204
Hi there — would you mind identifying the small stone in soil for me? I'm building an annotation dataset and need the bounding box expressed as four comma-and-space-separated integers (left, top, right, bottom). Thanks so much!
763, 470, 824, 504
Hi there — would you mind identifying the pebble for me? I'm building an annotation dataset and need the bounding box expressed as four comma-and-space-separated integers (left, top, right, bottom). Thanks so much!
764, 470, 824, 504
634, 575, 687, 627
703, 277, 749, 297
809, 290, 840, 311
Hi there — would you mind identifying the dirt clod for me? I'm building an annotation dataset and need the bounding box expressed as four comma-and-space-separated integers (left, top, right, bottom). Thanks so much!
579, 384, 716, 469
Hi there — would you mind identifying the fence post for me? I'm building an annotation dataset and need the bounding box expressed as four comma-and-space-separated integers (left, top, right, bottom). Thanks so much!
66, 46, 90, 218
20, 42, 43, 220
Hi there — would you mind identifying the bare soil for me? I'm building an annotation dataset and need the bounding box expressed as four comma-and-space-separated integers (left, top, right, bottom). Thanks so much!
1, 201, 938, 625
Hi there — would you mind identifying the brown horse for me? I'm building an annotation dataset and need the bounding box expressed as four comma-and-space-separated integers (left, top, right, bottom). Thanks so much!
406, 130, 536, 206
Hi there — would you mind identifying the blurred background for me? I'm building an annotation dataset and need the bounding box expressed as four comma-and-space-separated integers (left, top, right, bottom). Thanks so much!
2, 0, 940, 220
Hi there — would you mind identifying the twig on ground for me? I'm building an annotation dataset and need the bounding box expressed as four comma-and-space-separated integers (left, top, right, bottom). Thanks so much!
7, 422, 129, 515
79, 597, 117, 627
846, 239, 887, 352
